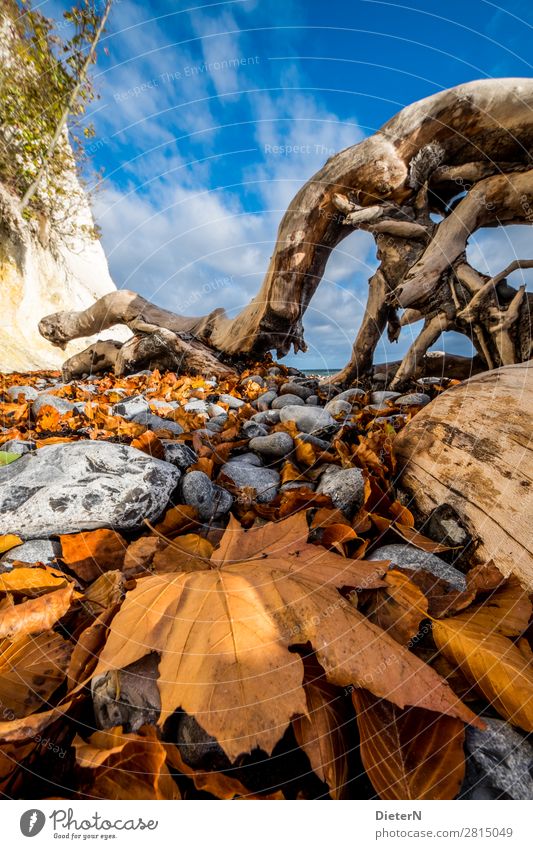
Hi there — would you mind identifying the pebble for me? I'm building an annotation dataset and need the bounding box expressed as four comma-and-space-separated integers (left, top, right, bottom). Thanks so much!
271, 394, 305, 409
249, 432, 294, 460
1, 439, 37, 455
370, 390, 401, 405
207, 404, 226, 418
296, 432, 331, 451
242, 421, 269, 439
279, 382, 314, 401
254, 390, 278, 411
427, 505, 470, 548
395, 392, 431, 407
279, 405, 336, 433
130, 411, 184, 435
218, 394, 245, 409
180, 471, 232, 521
184, 399, 209, 415
221, 461, 280, 502
252, 410, 281, 426
305, 395, 320, 406
32, 394, 76, 416
324, 398, 352, 417
229, 452, 263, 466
460, 718, 533, 800
0, 441, 180, 538
336, 388, 366, 402
161, 441, 198, 471
366, 543, 467, 591
6, 385, 39, 402
111, 395, 150, 420
241, 374, 266, 388
0, 538, 61, 569
205, 415, 228, 433
317, 467, 365, 517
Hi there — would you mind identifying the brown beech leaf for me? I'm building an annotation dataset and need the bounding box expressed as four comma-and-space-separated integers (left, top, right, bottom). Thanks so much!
292, 673, 349, 798
74, 725, 180, 800
152, 534, 213, 574
94, 514, 479, 762
166, 744, 253, 799
83, 571, 128, 616
0, 702, 73, 744
67, 609, 117, 690
0, 631, 72, 718
391, 523, 454, 553
364, 570, 429, 645
0, 566, 68, 596
0, 584, 75, 638
131, 430, 165, 459
353, 689, 466, 800
123, 537, 163, 577
433, 618, 533, 732
60, 529, 127, 583
0, 534, 23, 555
451, 577, 531, 637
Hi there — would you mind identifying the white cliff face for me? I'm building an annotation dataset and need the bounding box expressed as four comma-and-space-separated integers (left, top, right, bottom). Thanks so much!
0, 183, 129, 372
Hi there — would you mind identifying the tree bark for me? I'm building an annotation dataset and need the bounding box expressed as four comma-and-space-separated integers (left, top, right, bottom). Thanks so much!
39, 78, 533, 383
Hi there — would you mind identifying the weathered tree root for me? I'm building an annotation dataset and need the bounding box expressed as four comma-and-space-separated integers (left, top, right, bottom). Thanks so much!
39, 79, 533, 385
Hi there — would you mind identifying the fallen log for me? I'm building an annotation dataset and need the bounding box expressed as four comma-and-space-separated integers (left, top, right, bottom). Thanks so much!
38, 79, 533, 385
394, 361, 533, 589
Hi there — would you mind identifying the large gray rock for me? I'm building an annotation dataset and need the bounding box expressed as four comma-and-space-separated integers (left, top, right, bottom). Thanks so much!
366, 543, 467, 591
180, 471, 232, 522
32, 394, 75, 416
317, 467, 365, 517
279, 405, 336, 433
221, 461, 279, 502
271, 394, 305, 409
161, 441, 198, 471
460, 718, 533, 800
0, 538, 60, 569
249, 432, 294, 460
0, 439, 36, 455
6, 385, 39, 402
279, 381, 313, 401
0, 441, 180, 538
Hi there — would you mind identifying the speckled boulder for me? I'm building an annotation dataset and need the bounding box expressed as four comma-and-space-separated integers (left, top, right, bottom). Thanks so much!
0, 441, 180, 538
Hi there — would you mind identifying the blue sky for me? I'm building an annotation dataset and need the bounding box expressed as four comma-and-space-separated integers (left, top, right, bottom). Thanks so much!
46, 0, 533, 369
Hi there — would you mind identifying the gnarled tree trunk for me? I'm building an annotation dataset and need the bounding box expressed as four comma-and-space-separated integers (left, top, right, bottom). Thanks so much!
38, 78, 533, 384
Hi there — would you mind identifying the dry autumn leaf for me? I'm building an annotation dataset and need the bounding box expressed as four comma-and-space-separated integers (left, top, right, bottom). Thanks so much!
0, 534, 23, 555
60, 529, 127, 583
74, 725, 180, 800
94, 513, 479, 763
0, 566, 68, 596
0, 584, 75, 638
0, 631, 72, 718
353, 689, 466, 800
433, 618, 533, 732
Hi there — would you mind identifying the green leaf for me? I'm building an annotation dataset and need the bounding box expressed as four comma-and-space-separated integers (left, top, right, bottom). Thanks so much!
0, 451, 22, 466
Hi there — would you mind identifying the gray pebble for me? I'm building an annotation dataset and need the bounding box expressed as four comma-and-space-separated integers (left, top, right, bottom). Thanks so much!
324, 399, 352, 417
254, 390, 278, 411
249, 432, 294, 459
1, 538, 61, 568
395, 392, 431, 407
184, 399, 209, 415
180, 471, 232, 521
32, 394, 76, 416
6, 385, 39, 402
460, 718, 533, 800
130, 411, 184, 435
336, 388, 365, 402
111, 395, 150, 420
229, 452, 263, 466
252, 409, 281, 426
161, 441, 198, 471
317, 467, 365, 517
1, 439, 37, 455
296, 432, 331, 451
242, 421, 269, 439
241, 374, 266, 388
366, 543, 467, 591
279, 382, 314, 400
271, 394, 306, 409
207, 403, 226, 418
279, 405, 336, 433
306, 395, 320, 406
370, 391, 401, 405
221, 462, 279, 502
218, 394, 245, 409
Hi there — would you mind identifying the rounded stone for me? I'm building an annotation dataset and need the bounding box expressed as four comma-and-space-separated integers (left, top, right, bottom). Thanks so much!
324, 399, 352, 417
279, 381, 314, 400
252, 410, 281, 425
0, 538, 61, 569
370, 390, 401, 405
279, 405, 336, 433
32, 394, 76, 416
111, 395, 150, 420
395, 392, 431, 407
271, 394, 305, 409
366, 543, 467, 591
161, 441, 198, 471
218, 394, 245, 409
317, 467, 365, 517
254, 390, 278, 411
221, 462, 279, 502
242, 421, 269, 439
249, 432, 294, 459
180, 471, 232, 521
336, 388, 366, 403
6, 385, 39, 402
